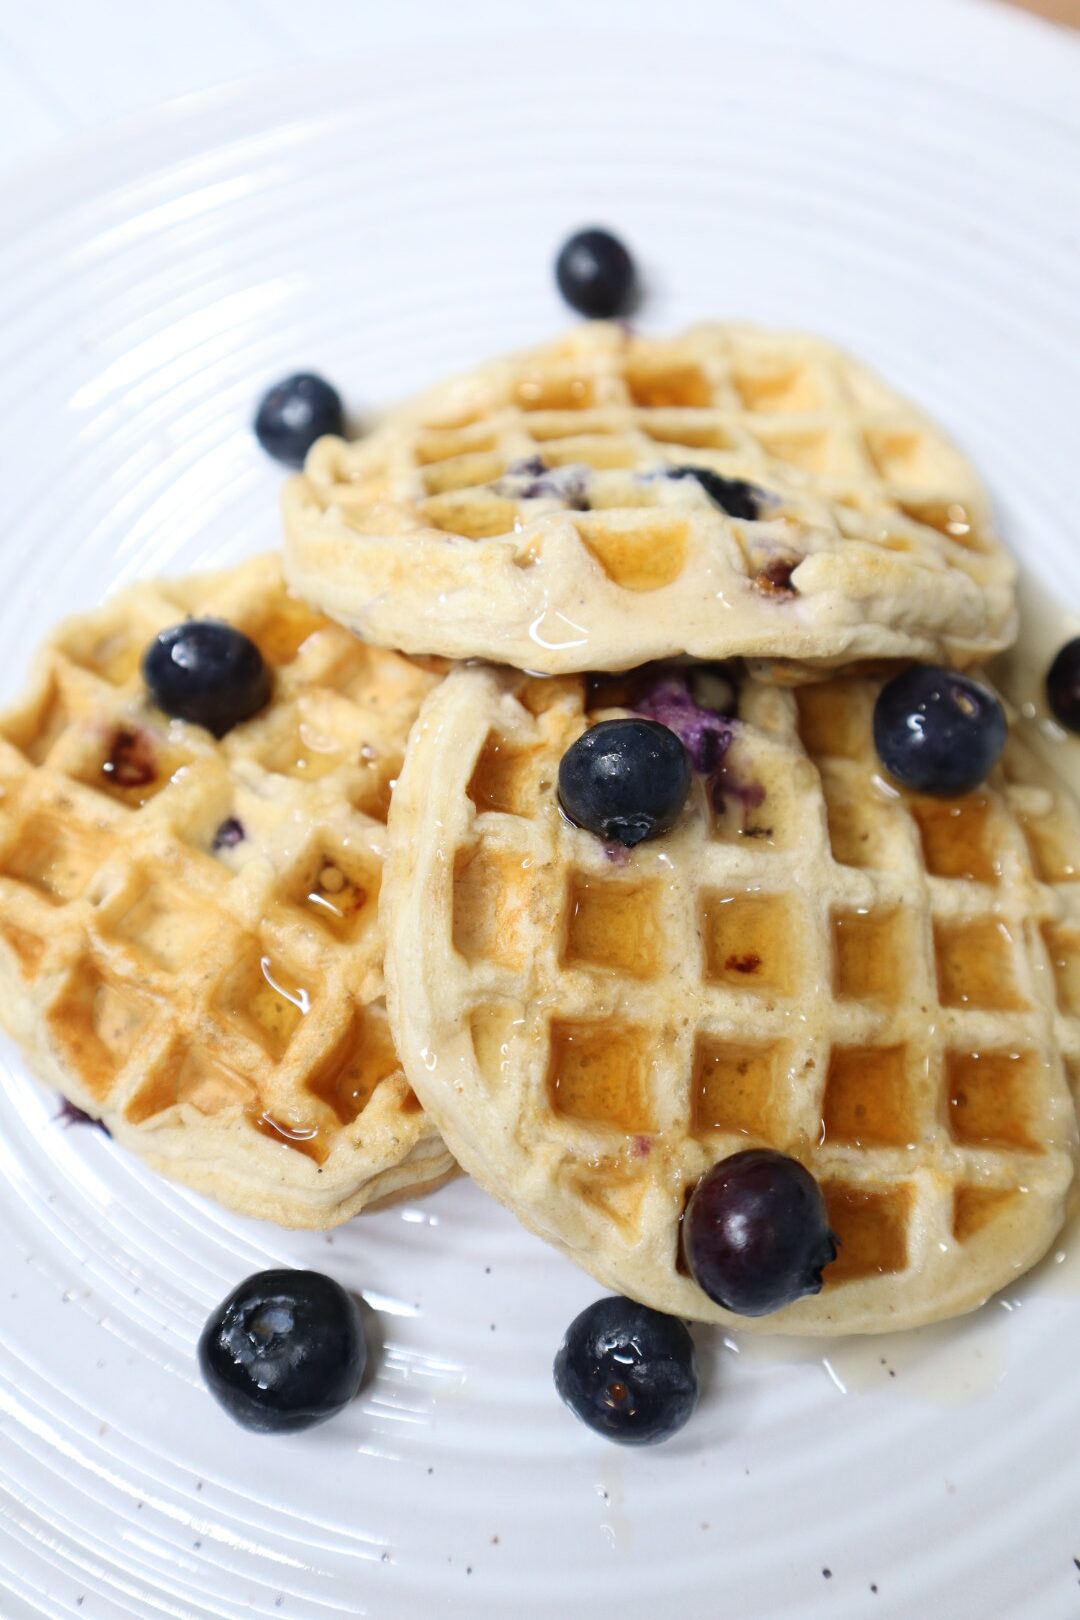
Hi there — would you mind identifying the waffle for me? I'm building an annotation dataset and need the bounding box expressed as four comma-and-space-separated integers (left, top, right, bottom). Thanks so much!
0, 554, 456, 1227
383, 664, 1080, 1333
283, 322, 1016, 677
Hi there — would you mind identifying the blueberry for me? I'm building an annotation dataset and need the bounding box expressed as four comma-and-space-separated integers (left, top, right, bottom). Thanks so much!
254, 373, 344, 468
683, 1149, 838, 1317
630, 668, 735, 774
667, 466, 764, 521
554, 1297, 698, 1445
872, 664, 1006, 795
143, 620, 271, 737
56, 1097, 110, 1136
212, 816, 246, 850
198, 1270, 367, 1433
558, 717, 691, 846
1046, 638, 1080, 733
554, 228, 637, 319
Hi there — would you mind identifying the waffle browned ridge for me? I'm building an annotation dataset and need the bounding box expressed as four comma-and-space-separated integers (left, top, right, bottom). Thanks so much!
284, 323, 1016, 676
0, 554, 455, 1226
384, 665, 1080, 1333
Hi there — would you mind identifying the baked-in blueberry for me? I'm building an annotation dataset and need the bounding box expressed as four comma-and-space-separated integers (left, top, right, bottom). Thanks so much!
667, 465, 764, 521
143, 620, 271, 737
198, 1270, 367, 1433
558, 717, 691, 846
872, 665, 1006, 795
254, 373, 344, 468
1046, 638, 1080, 733
682, 1150, 838, 1316
554, 228, 636, 318
554, 1296, 698, 1445
630, 669, 735, 774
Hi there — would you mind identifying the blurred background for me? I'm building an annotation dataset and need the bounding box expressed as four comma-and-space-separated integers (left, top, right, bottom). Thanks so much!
0, 0, 1077, 177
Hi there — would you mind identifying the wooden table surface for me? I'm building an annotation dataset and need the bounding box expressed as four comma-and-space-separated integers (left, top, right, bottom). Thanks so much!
1011, 0, 1080, 22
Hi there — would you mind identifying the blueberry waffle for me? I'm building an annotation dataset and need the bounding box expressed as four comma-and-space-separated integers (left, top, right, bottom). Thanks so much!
0, 555, 455, 1225
283, 323, 1015, 678
382, 664, 1079, 1333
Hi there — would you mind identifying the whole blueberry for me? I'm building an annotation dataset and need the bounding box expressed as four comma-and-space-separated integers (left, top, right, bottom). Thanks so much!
142, 620, 271, 737
554, 228, 637, 319
1046, 638, 1080, 733
872, 665, 1006, 795
558, 717, 692, 846
683, 1150, 838, 1317
554, 1296, 698, 1445
254, 373, 344, 468
198, 1269, 367, 1433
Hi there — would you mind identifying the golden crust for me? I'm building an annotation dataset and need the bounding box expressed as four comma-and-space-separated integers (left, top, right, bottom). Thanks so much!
384, 665, 1078, 1333
284, 323, 1016, 676
0, 554, 455, 1226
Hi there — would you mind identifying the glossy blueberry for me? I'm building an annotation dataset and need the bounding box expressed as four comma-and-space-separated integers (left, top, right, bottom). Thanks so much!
872, 664, 1006, 795
198, 1270, 367, 1434
667, 465, 764, 521
558, 717, 692, 846
143, 620, 271, 737
1046, 638, 1080, 733
254, 373, 344, 468
554, 1296, 698, 1445
554, 228, 637, 318
683, 1149, 838, 1317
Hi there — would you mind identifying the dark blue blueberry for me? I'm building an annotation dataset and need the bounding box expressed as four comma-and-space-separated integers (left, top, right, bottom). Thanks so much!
254, 373, 344, 468
143, 621, 271, 738
554, 1297, 698, 1445
683, 1149, 838, 1317
1046, 638, 1080, 733
558, 718, 691, 846
872, 665, 1006, 795
198, 1270, 367, 1434
554, 228, 637, 319
667, 466, 765, 521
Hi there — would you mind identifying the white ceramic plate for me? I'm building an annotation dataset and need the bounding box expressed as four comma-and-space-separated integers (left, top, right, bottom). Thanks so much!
2, 33, 1080, 1620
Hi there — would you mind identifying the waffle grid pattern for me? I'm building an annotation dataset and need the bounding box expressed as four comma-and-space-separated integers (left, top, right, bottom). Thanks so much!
0, 555, 453, 1226
285, 323, 1016, 675
386, 666, 1079, 1333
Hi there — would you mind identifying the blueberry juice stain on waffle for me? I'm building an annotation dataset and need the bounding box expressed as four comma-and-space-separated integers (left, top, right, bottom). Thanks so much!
7, 227, 1080, 1446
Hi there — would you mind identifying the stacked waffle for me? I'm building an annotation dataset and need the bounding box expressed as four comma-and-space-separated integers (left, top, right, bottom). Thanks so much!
4, 323, 1078, 1335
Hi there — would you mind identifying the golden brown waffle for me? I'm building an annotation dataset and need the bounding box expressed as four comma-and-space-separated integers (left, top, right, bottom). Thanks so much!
383, 664, 1080, 1333
0, 554, 455, 1226
284, 323, 1015, 676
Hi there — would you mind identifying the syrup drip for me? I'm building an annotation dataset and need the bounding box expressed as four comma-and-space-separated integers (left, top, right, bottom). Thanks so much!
100, 726, 156, 789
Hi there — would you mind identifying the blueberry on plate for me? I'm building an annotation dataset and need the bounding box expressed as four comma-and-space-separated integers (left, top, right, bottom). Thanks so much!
198, 1269, 367, 1433
682, 1149, 838, 1317
254, 372, 344, 468
872, 664, 1006, 795
143, 620, 271, 737
1046, 637, 1080, 733
667, 465, 764, 521
558, 717, 692, 846
554, 1296, 698, 1445
554, 228, 637, 319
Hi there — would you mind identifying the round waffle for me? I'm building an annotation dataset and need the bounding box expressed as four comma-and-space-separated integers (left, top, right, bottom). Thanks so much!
0, 554, 455, 1226
383, 664, 1080, 1333
283, 322, 1016, 677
